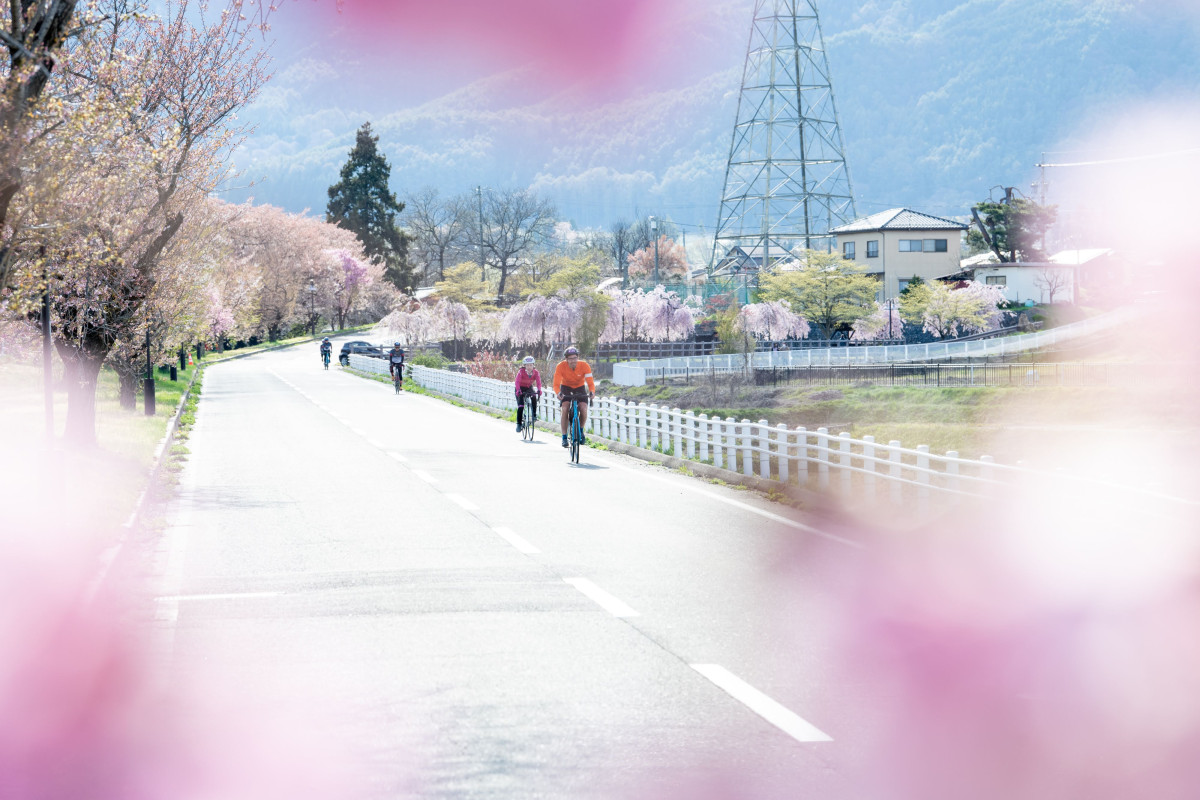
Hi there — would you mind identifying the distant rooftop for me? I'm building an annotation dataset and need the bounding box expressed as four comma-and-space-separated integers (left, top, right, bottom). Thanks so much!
831, 208, 968, 234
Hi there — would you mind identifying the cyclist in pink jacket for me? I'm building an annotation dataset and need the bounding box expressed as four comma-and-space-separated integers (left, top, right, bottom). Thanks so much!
514, 356, 542, 433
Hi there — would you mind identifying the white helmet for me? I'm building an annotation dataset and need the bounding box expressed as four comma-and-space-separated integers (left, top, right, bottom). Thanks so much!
523, 356, 535, 364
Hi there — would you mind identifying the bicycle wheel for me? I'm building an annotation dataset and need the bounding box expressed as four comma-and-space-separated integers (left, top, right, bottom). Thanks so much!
522, 396, 535, 441
569, 402, 581, 463
393, 371, 401, 394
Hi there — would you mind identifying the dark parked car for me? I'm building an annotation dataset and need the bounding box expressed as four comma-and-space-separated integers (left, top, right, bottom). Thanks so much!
339, 340, 386, 366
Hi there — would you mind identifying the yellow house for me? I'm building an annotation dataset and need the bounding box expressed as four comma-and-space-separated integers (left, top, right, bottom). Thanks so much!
830, 208, 968, 300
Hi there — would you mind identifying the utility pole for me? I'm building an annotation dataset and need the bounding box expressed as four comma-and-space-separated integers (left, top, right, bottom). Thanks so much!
143, 328, 155, 416
476, 185, 486, 282
650, 216, 659, 286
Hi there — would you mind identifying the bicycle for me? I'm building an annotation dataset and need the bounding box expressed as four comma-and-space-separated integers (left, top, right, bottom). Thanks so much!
392, 365, 403, 394
521, 393, 538, 442
567, 399, 583, 464
321, 350, 330, 370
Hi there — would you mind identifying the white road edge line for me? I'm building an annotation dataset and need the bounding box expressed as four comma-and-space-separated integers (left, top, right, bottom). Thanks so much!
412, 469, 438, 484
493, 526, 540, 554
607, 462, 862, 549
445, 493, 479, 511
387, 451, 409, 463
564, 577, 640, 618
691, 664, 832, 743
157, 591, 285, 602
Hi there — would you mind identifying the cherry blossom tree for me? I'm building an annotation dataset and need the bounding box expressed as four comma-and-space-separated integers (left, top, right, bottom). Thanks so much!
736, 300, 810, 341
626, 235, 689, 283
601, 286, 693, 342
326, 248, 378, 330
500, 294, 555, 352
430, 299, 471, 360
18, 0, 273, 445
851, 301, 903, 341
919, 280, 1007, 339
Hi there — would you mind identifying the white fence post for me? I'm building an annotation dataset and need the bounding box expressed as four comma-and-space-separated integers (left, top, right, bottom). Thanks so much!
839, 432, 853, 494
777, 423, 790, 483
917, 444, 931, 513
758, 420, 771, 479
863, 435, 877, 499
673, 408, 684, 459
817, 428, 830, 489
686, 412, 697, 460
700, 414, 711, 465
889, 441, 903, 504
736, 418, 751, 476
714, 418, 725, 470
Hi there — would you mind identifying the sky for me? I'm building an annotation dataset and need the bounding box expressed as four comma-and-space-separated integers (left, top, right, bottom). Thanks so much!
227, 0, 1200, 241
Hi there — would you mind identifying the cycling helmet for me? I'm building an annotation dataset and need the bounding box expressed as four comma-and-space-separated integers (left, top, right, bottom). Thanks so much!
393, 342, 402, 347
523, 356, 535, 364
564, 346, 579, 356
322, 337, 329, 341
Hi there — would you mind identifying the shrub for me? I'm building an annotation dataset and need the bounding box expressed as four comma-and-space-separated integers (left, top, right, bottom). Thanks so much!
408, 353, 450, 369
465, 350, 518, 381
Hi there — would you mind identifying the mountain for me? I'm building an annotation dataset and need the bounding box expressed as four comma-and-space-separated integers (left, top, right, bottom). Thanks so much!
227, 0, 1200, 236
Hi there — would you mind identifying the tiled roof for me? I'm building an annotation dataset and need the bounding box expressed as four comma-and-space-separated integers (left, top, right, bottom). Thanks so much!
830, 208, 967, 234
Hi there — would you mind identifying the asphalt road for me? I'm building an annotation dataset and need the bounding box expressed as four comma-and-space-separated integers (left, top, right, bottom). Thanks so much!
153, 337, 869, 799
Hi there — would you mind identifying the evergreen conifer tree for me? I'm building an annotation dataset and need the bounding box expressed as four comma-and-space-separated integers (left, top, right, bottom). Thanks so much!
326, 122, 412, 290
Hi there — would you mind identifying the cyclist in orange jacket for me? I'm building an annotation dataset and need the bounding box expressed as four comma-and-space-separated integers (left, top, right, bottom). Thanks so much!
552, 346, 595, 448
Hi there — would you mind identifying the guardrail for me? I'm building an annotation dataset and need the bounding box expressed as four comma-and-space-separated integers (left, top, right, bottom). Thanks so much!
346, 354, 1002, 503
612, 307, 1136, 386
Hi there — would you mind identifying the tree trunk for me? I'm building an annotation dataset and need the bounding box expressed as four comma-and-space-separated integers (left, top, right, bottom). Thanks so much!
59, 346, 106, 448
118, 369, 137, 410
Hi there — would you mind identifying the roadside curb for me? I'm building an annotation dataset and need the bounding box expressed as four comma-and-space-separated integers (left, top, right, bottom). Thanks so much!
87, 366, 201, 600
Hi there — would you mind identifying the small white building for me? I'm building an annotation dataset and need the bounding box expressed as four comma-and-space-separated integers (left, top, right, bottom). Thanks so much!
830, 208, 969, 300
955, 248, 1118, 304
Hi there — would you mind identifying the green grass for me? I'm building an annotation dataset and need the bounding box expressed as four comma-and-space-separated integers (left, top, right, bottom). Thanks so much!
0, 356, 201, 541
606, 379, 1200, 461
200, 324, 376, 364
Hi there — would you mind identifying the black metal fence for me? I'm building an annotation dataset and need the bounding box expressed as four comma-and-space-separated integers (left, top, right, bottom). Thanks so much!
754, 362, 1123, 388
593, 338, 907, 362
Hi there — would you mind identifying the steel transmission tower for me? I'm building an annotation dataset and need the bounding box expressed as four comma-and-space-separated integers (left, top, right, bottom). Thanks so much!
712, 0, 856, 271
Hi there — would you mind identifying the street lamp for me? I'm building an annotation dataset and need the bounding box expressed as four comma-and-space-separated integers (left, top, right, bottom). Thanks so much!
307, 282, 317, 335
650, 216, 660, 286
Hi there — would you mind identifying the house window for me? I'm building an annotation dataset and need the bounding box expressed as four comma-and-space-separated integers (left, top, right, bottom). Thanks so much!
866, 240, 879, 258
899, 238, 949, 252
986, 275, 1007, 286
843, 241, 855, 259
898, 278, 911, 293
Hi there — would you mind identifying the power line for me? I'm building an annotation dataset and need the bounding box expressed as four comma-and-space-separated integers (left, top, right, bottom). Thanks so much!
1037, 147, 1200, 168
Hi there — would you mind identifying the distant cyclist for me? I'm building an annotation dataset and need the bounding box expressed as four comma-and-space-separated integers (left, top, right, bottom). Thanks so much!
552, 346, 595, 448
319, 337, 332, 368
514, 356, 543, 433
387, 343, 406, 389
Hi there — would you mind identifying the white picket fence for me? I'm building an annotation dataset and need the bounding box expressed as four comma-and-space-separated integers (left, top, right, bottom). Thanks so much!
346, 355, 1010, 502
613, 307, 1137, 386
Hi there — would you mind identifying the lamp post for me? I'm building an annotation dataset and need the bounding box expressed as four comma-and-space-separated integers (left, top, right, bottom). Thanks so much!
307, 282, 317, 335
143, 328, 155, 416
40, 245, 53, 440
650, 216, 660, 286
886, 297, 895, 340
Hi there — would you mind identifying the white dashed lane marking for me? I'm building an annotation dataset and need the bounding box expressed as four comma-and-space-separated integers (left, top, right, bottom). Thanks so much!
493, 526, 540, 554
564, 577, 639, 618
691, 664, 832, 743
